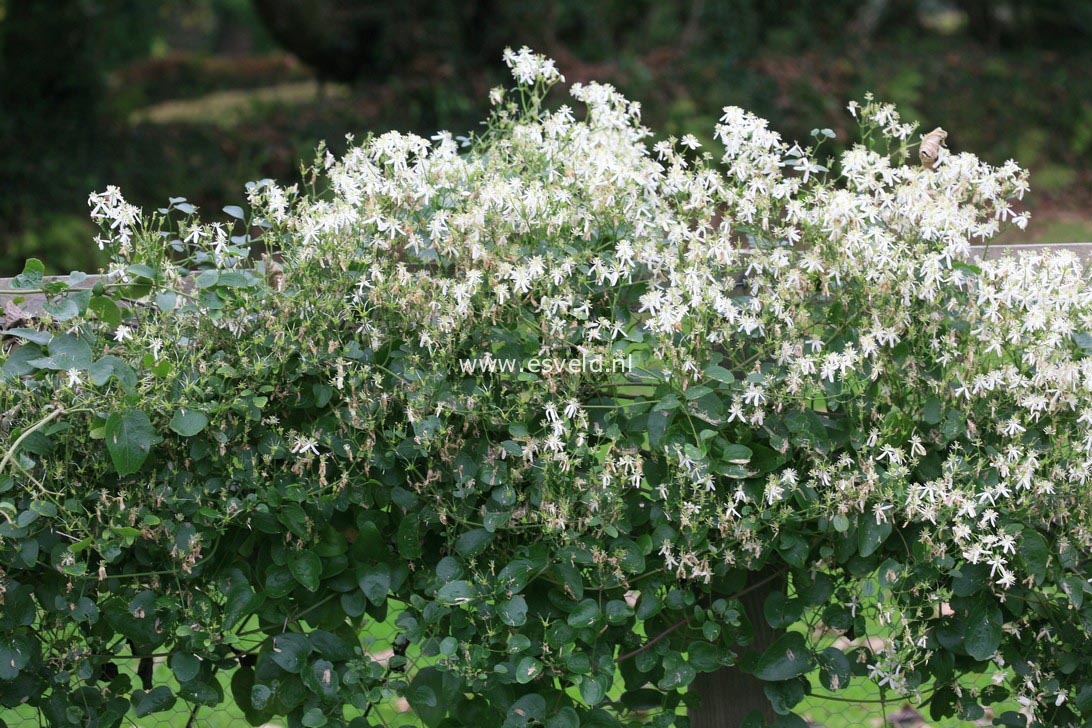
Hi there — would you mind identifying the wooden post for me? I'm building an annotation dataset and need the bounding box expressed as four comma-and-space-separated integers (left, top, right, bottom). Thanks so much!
689, 571, 783, 727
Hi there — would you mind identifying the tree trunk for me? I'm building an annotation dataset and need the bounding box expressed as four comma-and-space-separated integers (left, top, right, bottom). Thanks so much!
689, 571, 783, 727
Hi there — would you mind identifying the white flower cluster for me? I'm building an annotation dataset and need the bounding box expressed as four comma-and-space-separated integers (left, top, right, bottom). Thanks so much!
239, 55, 1047, 578
88, 186, 141, 252
99, 50, 1085, 717
502, 45, 564, 87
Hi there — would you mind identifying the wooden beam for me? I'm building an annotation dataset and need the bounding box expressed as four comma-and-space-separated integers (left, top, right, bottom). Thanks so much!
3, 243, 1091, 317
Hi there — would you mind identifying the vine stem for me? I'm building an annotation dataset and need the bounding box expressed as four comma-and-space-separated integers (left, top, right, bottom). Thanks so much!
614, 617, 689, 663
614, 569, 787, 664
0, 405, 71, 475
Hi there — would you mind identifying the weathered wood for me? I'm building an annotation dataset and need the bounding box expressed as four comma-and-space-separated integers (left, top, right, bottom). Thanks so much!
0, 275, 100, 318
4, 242, 1089, 316
689, 570, 784, 727
968, 242, 1092, 260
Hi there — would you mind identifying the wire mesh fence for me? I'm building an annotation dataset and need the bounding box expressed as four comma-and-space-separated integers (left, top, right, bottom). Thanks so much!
1, 591, 1025, 727
1, 656, 962, 728
0, 643, 424, 727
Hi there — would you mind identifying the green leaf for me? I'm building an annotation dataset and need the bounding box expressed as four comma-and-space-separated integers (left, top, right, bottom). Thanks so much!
579, 675, 605, 706
397, 513, 422, 560
551, 563, 584, 601
764, 678, 806, 715
156, 291, 177, 312
223, 581, 258, 630
647, 409, 669, 449
604, 599, 634, 624
496, 558, 538, 593
12, 258, 45, 289
170, 653, 201, 683
0, 328, 51, 345
705, 364, 735, 385
407, 667, 453, 727
88, 355, 137, 391
515, 656, 542, 684
653, 394, 681, 412
1062, 575, 1086, 609
195, 270, 220, 288
301, 707, 327, 727
498, 595, 528, 627
309, 631, 354, 662
610, 538, 646, 573
952, 563, 990, 597
270, 633, 312, 673
784, 409, 828, 450
858, 517, 892, 558
127, 264, 158, 280
795, 572, 834, 606
358, 564, 391, 605
0, 635, 33, 680
721, 443, 752, 464
546, 706, 580, 728
43, 293, 86, 321
169, 408, 209, 437
88, 295, 121, 327
964, 598, 1003, 661
688, 392, 726, 424
684, 385, 714, 400
104, 409, 155, 476
290, 550, 322, 592
303, 659, 339, 698
455, 528, 493, 559
621, 689, 663, 712
686, 641, 722, 672
1018, 530, 1049, 585
764, 592, 802, 629
1075, 685, 1092, 713
508, 694, 546, 724
0, 582, 35, 629
177, 677, 222, 704
219, 271, 252, 288
30, 333, 92, 371
133, 686, 176, 717
1, 344, 41, 380
567, 599, 601, 630
71, 596, 99, 624
817, 647, 850, 691
753, 632, 813, 681
251, 683, 273, 710
923, 396, 942, 425
436, 580, 476, 606
657, 652, 696, 690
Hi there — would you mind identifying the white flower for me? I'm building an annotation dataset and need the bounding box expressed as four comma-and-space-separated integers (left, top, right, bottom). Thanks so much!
290, 435, 320, 456
680, 134, 702, 150
502, 46, 563, 86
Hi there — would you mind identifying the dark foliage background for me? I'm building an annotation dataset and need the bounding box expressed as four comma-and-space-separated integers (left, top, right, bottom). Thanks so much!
2, 0, 1091, 274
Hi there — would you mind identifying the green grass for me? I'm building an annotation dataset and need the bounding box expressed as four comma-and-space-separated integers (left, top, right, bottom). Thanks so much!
3, 602, 1019, 728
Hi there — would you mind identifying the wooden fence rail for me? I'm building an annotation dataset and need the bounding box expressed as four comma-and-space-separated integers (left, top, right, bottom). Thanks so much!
3, 243, 1091, 318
